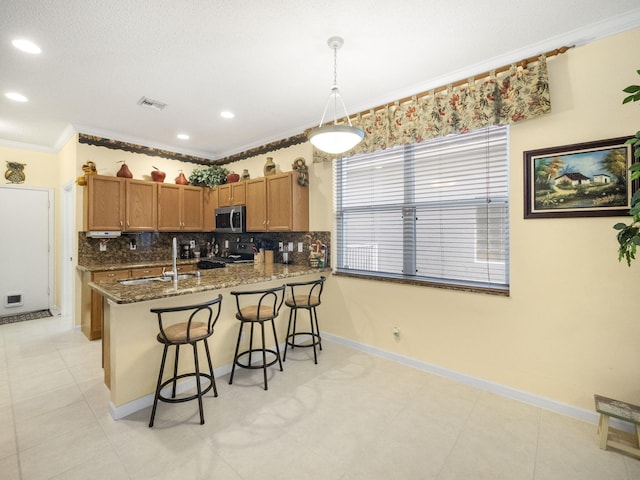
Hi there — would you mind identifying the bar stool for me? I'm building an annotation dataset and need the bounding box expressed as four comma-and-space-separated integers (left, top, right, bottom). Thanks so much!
229, 285, 285, 390
148, 294, 222, 427
283, 276, 326, 364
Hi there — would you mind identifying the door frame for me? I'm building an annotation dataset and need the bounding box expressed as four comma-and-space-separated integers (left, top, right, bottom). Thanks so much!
62, 181, 74, 323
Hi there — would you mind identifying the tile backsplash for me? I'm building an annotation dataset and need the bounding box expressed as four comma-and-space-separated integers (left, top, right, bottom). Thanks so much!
78, 231, 330, 267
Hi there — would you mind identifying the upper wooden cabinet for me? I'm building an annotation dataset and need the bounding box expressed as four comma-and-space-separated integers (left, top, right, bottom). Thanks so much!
203, 188, 218, 231
245, 179, 268, 231
217, 182, 246, 207
84, 171, 306, 234
85, 175, 159, 232
246, 172, 309, 232
157, 184, 204, 231
85, 175, 125, 231
125, 179, 157, 231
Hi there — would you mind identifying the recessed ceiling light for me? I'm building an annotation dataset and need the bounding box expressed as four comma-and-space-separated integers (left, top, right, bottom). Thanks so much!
5, 92, 28, 102
220, 111, 234, 119
177, 133, 190, 140
12, 39, 41, 54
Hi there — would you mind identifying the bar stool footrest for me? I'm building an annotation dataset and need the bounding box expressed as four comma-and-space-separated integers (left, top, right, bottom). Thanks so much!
286, 332, 321, 349
157, 372, 215, 404
235, 348, 280, 369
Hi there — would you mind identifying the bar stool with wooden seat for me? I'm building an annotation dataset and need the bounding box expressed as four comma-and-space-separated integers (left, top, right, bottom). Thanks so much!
148, 294, 222, 427
283, 276, 326, 364
229, 285, 285, 390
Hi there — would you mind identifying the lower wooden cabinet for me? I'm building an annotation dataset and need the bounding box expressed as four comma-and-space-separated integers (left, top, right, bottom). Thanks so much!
83, 269, 130, 341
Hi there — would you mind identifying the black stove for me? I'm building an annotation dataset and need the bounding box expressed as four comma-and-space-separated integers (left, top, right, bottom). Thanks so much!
208, 254, 254, 264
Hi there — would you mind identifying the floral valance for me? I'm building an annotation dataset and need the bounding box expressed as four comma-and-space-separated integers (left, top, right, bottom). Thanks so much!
313, 55, 551, 162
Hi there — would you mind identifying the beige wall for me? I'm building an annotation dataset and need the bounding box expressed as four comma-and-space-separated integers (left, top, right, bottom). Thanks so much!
318, 27, 640, 412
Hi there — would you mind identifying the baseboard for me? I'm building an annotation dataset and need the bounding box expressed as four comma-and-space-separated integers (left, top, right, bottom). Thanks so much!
321, 332, 634, 434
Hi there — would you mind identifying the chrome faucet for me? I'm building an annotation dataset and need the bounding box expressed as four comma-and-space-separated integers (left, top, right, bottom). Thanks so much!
162, 237, 178, 280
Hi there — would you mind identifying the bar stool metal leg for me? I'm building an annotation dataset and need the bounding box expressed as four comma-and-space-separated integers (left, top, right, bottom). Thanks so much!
229, 322, 243, 385
192, 343, 204, 425
149, 345, 169, 428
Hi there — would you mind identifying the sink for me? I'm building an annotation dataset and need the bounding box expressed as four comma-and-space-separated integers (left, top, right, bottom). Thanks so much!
156, 273, 199, 282
119, 272, 199, 286
118, 277, 159, 286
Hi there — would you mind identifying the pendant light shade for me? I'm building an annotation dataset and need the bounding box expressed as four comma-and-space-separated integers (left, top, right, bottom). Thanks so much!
308, 37, 365, 155
309, 123, 365, 154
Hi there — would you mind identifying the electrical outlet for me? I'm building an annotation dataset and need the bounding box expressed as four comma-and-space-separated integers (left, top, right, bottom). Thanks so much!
129, 242, 136, 250
279, 242, 284, 251
189, 240, 195, 249
298, 242, 303, 252
99, 241, 107, 252
393, 326, 400, 337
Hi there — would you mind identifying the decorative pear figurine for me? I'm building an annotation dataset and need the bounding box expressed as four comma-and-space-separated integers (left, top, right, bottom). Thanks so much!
116, 161, 133, 178
175, 170, 189, 185
151, 166, 166, 182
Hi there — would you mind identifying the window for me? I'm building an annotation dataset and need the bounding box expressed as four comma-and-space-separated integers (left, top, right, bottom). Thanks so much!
334, 125, 509, 293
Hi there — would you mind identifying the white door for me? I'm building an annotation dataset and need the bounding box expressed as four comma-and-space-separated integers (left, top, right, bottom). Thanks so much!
0, 185, 52, 316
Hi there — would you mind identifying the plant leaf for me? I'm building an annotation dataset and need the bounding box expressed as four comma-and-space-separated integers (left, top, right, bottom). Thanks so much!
623, 85, 640, 94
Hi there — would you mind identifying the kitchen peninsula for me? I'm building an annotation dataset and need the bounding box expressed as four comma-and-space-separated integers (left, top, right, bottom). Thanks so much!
87, 262, 329, 419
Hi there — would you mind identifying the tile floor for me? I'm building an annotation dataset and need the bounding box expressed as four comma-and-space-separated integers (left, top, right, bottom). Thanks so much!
1, 314, 639, 480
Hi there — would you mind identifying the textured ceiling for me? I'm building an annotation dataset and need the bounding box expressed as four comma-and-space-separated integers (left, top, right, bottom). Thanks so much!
2, 1, 640, 159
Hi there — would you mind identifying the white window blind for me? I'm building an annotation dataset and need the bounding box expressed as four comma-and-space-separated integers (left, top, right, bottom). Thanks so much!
334, 125, 510, 291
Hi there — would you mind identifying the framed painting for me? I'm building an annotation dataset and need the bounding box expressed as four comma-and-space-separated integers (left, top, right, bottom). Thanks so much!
524, 136, 634, 219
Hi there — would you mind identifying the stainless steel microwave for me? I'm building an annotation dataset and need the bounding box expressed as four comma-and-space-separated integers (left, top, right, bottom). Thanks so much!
215, 205, 246, 233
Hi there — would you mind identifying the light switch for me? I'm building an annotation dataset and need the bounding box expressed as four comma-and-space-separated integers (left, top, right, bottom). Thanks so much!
298, 242, 303, 252
288, 242, 294, 251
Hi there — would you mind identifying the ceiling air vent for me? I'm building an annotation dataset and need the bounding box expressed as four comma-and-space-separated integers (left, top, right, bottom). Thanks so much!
137, 96, 167, 111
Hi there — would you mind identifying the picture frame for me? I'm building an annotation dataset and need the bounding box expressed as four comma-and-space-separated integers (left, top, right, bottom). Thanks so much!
524, 136, 634, 219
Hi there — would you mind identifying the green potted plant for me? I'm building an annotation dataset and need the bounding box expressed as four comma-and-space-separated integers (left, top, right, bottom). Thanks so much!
613, 69, 640, 265
188, 165, 229, 188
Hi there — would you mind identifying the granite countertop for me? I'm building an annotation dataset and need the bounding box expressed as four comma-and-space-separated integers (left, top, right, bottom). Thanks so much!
88, 262, 330, 304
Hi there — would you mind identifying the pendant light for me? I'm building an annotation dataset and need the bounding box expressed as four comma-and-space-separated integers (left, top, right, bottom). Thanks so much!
308, 36, 365, 155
